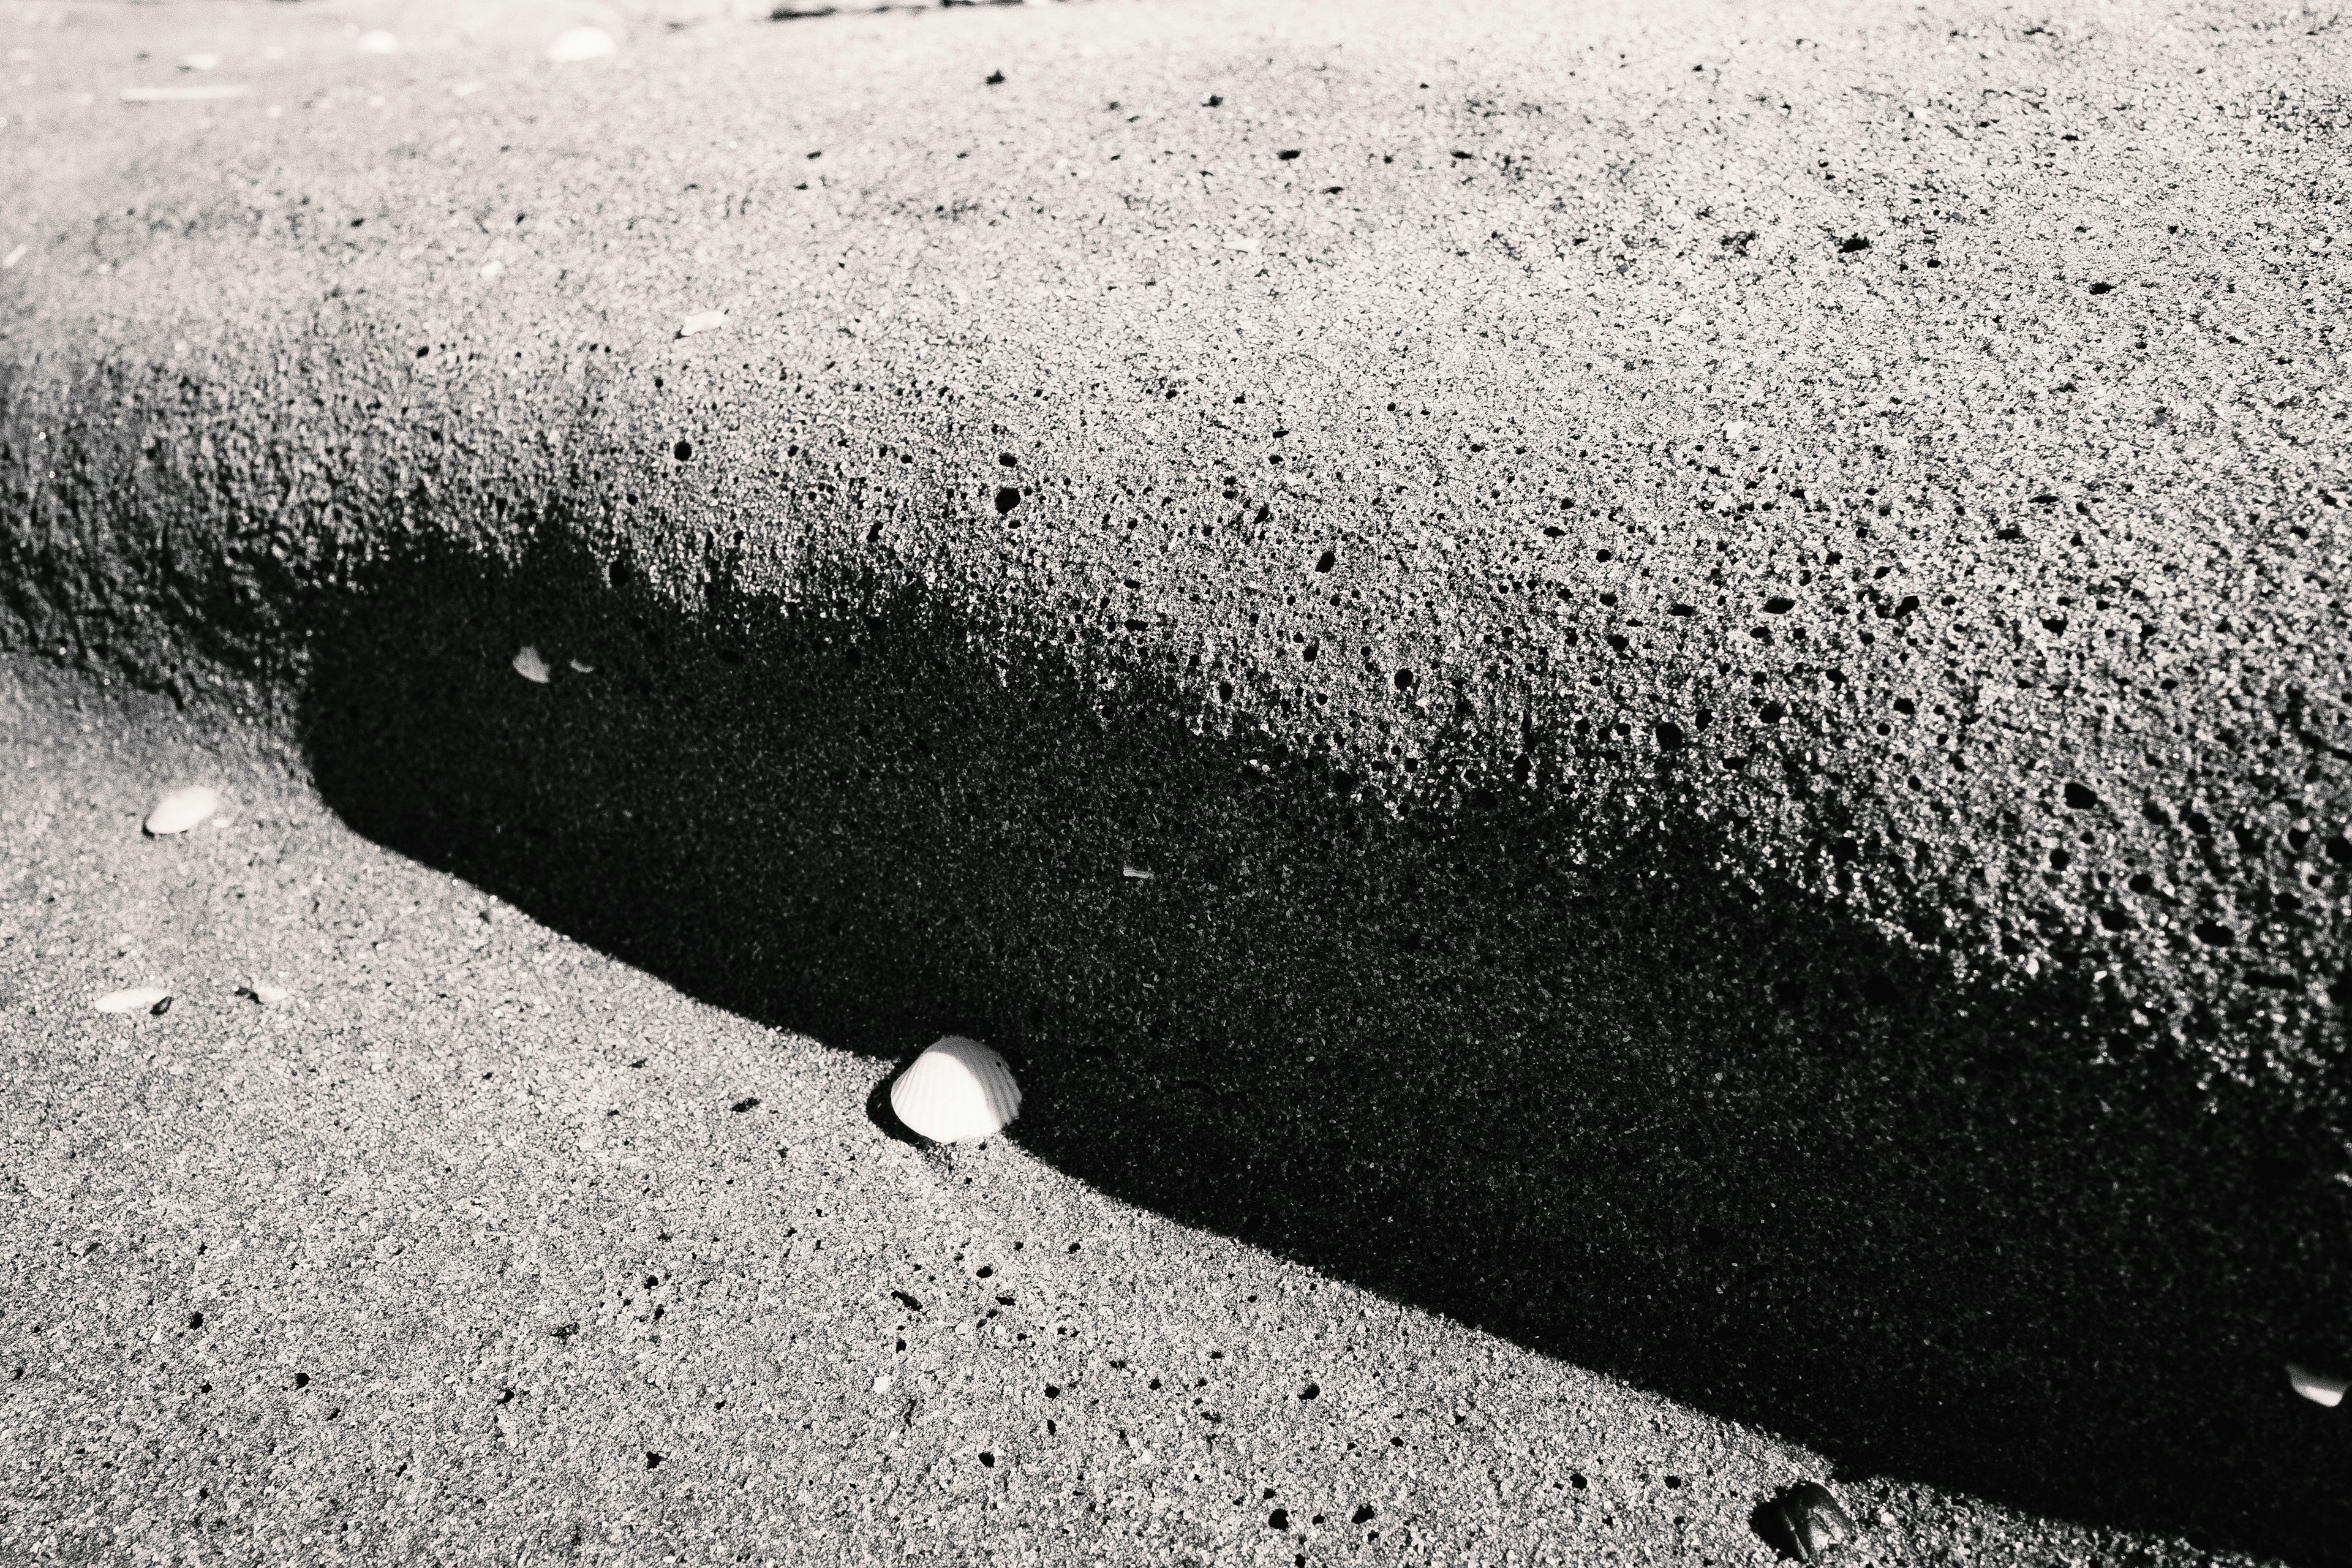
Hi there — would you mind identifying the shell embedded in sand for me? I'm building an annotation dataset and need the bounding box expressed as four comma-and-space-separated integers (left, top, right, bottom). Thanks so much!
1776, 1481, 1858, 1562
548, 26, 617, 62
96, 986, 172, 1014
889, 1036, 1022, 1143
144, 786, 220, 836
2288, 1362, 2348, 1407
512, 645, 552, 684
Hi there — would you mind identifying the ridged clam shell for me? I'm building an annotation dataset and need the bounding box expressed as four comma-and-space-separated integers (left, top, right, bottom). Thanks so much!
2288, 1362, 2348, 1407
95, 986, 172, 1014
144, 786, 220, 836
512, 645, 552, 684
889, 1036, 1021, 1143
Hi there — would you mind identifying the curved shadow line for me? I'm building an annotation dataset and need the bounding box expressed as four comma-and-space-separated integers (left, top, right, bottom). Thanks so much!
285, 530, 2350, 1566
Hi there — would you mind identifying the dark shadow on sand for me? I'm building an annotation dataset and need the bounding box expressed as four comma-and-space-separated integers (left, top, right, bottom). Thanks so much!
295, 533, 2350, 1566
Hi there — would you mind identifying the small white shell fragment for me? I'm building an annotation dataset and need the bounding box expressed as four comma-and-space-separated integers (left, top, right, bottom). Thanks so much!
180, 53, 221, 71
2, 244, 25, 270
567, 657, 595, 674
872, 1374, 893, 1393
512, 645, 552, 684
889, 1036, 1021, 1143
2288, 1362, 2348, 1407
145, 785, 221, 836
356, 30, 399, 55
548, 26, 617, 63
96, 986, 172, 1014
677, 309, 728, 339
1222, 233, 1261, 254
479, 257, 505, 280
1121, 865, 1155, 880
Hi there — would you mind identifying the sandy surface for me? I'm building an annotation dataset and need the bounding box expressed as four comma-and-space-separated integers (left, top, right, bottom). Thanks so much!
2, 0, 2350, 1561
3, 650, 2244, 1567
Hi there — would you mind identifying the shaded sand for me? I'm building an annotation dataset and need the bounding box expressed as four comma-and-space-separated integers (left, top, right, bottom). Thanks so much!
0, 654, 2275, 1568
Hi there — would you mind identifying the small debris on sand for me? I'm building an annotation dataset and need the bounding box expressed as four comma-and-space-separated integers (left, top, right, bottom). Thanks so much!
179, 53, 221, 72
1121, 865, 1155, 880
145, 785, 221, 836
889, 1036, 1022, 1143
567, 657, 595, 674
235, 983, 292, 1007
96, 986, 172, 1014
356, 31, 399, 56
1, 244, 24, 270
512, 646, 552, 684
548, 27, 617, 64
677, 309, 729, 339
2288, 1362, 2348, 1407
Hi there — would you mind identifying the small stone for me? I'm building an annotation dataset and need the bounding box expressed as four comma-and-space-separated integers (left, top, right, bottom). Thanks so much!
567, 657, 595, 674
235, 983, 291, 1007
548, 26, 617, 63
96, 986, 172, 1014
513, 646, 552, 684
145, 786, 221, 836
677, 309, 728, 339
1121, 865, 1155, 880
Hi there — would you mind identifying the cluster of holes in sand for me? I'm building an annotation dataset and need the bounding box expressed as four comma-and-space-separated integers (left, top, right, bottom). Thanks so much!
632, 371, 2351, 989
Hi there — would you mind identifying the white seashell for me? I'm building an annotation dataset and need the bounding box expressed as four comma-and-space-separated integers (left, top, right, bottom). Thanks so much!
548, 26, 617, 63
96, 986, 171, 1014
145, 785, 221, 835
568, 657, 595, 674
512, 645, 552, 684
889, 1036, 1021, 1143
2288, 1362, 2348, 1407
356, 29, 399, 55
1121, 864, 1154, 880
677, 309, 728, 339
